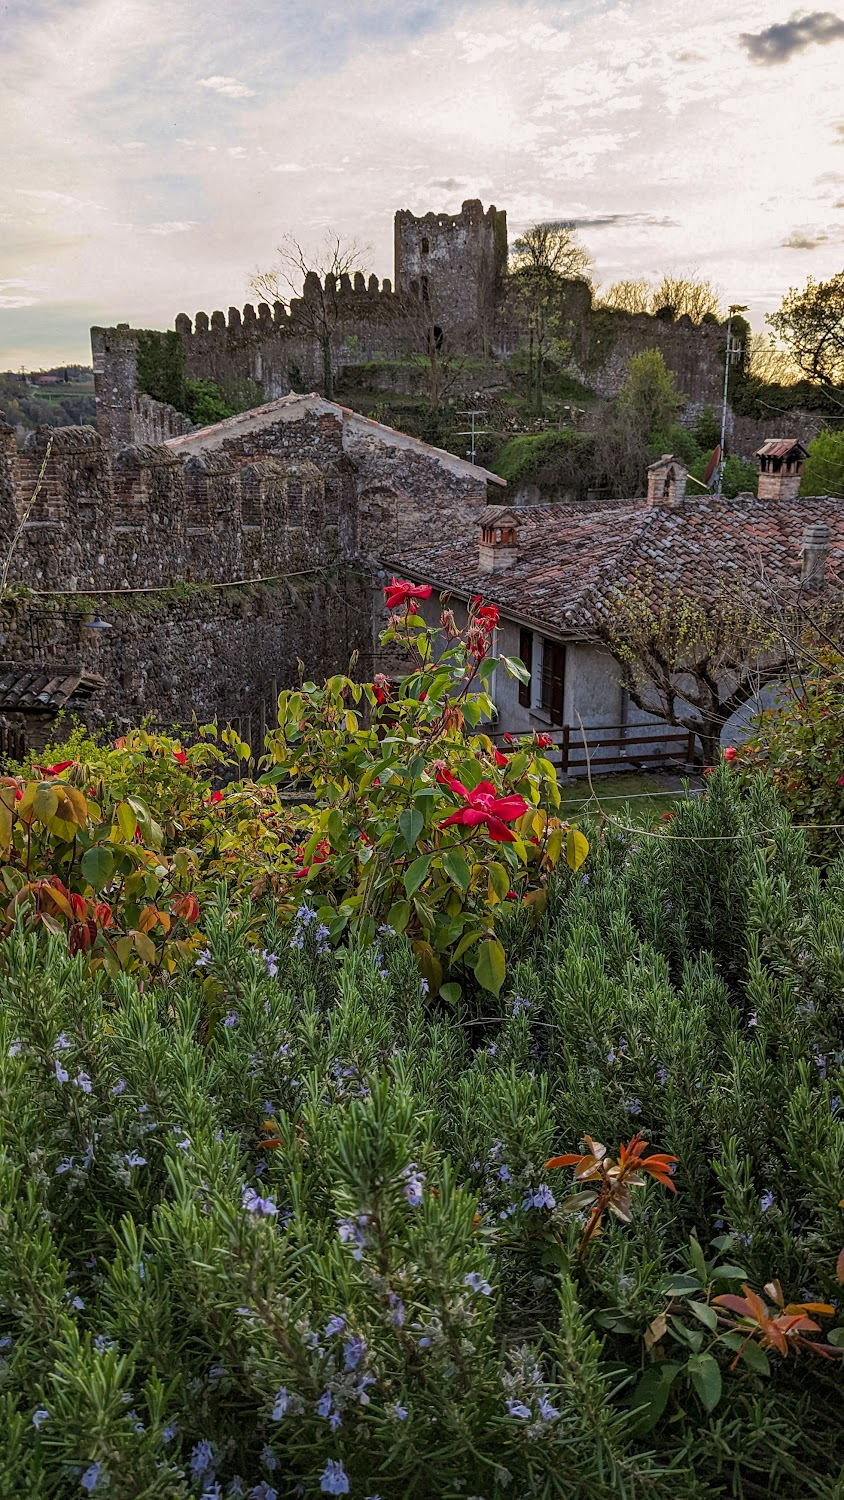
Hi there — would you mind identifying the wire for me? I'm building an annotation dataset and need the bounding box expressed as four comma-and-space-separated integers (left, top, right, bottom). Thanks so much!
17, 568, 323, 599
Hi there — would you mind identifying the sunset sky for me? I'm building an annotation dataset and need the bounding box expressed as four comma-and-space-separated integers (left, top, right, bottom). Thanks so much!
3, 0, 844, 368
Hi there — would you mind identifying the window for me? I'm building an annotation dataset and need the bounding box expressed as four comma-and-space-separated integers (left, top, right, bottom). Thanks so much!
539, 639, 565, 725
518, 628, 532, 708
421, 236, 430, 254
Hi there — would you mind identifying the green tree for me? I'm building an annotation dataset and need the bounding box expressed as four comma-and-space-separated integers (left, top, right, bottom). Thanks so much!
135, 331, 187, 411
768, 271, 844, 390
617, 348, 686, 449
801, 427, 844, 497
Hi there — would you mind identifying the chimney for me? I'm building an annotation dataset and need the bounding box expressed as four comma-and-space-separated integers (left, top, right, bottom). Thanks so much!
478, 506, 520, 573
801, 521, 831, 586
755, 439, 806, 502
646, 454, 687, 507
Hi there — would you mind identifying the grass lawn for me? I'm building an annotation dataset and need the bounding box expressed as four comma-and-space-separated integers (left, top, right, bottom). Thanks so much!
558, 769, 705, 826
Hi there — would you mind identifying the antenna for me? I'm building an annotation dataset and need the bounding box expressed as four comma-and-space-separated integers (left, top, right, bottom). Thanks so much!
716, 303, 748, 499
455, 409, 489, 466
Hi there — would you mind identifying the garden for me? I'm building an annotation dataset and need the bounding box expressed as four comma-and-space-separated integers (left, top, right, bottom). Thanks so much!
2, 587, 844, 1498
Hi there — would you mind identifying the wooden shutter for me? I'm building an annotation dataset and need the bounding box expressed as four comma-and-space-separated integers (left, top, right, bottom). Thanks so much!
540, 640, 565, 726
518, 628, 532, 708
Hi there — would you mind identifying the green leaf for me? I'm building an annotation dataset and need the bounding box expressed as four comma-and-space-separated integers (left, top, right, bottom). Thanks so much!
439, 981, 461, 1004
710, 1265, 749, 1281
327, 808, 344, 848
442, 849, 471, 893
500, 653, 530, 684
688, 1301, 718, 1333
33, 784, 59, 823
662, 1274, 703, 1296
386, 900, 410, 933
487, 861, 510, 902
629, 1363, 683, 1433
737, 1338, 771, 1375
115, 800, 139, 842
399, 808, 424, 851
827, 1327, 844, 1348
404, 855, 432, 899
474, 936, 506, 997
686, 1351, 722, 1412
80, 845, 115, 891
689, 1235, 708, 1283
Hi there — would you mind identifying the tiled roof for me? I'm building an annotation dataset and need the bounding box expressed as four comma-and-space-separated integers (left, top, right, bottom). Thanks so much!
756, 438, 808, 459
384, 493, 844, 636
0, 663, 105, 712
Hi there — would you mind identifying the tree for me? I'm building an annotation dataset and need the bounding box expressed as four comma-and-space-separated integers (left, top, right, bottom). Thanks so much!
596, 576, 783, 764
386, 283, 464, 416
599, 278, 652, 314
509, 222, 593, 414
649, 273, 722, 323
801, 428, 844, 498
617, 348, 686, 446
250, 233, 371, 401
768, 271, 844, 389
745, 332, 801, 386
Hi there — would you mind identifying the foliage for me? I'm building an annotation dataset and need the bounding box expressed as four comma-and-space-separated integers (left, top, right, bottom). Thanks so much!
3, 772, 844, 1495
135, 332, 188, 413
768, 270, 844, 389
801, 427, 844, 498
508, 223, 592, 415
260, 586, 587, 999
0, 602, 586, 999
616, 349, 686, 441
738, 649, 844, 858
599, 276, 722, 324
492, 428, 595, 490
184, 380, 235, 428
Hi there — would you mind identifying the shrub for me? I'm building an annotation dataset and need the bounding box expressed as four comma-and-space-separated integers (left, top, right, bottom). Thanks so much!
2, 770, 844, 1496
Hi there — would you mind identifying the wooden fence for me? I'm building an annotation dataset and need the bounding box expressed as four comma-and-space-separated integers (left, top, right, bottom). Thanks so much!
535, 723, 698, 775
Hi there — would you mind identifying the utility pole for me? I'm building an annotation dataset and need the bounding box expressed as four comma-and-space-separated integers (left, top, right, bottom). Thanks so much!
716, 303, 748, 498
456, 409, 488, 466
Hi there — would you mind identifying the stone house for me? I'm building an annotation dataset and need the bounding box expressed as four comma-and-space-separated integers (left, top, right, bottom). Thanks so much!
380, 442, 842, 770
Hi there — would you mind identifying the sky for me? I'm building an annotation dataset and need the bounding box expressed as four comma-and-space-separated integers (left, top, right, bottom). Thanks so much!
2, 0, 844, 368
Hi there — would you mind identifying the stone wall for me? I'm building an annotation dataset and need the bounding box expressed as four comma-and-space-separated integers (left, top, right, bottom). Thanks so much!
394, 198, 508, 338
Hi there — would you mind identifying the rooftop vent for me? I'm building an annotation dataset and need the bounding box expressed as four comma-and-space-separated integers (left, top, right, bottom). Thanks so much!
755, 438, 807, 502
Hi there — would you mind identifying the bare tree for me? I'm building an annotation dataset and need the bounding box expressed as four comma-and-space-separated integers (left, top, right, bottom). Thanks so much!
250, 232, 371, 401
745, 332, 802, 385
598, 278, 653, 315
386, 284, 464, 415
650, 273, 723, 323
509, 222, 592, 414
595, 574, 783, 764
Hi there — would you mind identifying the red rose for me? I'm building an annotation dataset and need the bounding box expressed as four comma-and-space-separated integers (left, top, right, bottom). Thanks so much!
173, 750, 187, 766
493, 747, 508, 767
439, 778, 528, 843
384, 578, 433, 611
536, 733, 553, 749
723, 746, 737, 762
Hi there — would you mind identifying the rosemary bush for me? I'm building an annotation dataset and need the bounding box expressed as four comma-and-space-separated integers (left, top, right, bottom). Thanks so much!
2, 770, 843, 1498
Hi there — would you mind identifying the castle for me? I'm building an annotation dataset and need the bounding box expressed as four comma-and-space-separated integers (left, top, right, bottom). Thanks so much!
91, 199, 729, 450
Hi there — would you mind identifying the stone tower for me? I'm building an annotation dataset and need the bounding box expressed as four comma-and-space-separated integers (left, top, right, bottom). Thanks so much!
393, 198, 508, 341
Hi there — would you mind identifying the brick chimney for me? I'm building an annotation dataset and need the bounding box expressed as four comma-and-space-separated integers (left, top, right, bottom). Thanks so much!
646, 454, 687, 507
755, 439, 807, 502
478, 506, 520, 573
801, 521, 831, 586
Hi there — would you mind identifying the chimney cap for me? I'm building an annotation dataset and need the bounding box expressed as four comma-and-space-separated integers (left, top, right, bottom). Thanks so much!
755, 438, 808, 460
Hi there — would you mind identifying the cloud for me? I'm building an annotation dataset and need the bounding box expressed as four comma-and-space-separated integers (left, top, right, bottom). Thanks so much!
781, 228, 830, 247
675, 49, 704, 61
567, 212, 680, 229
271, 162, 307, 173
198, 74, 256, 99
145, 220, 197, 236
739, 10, 844, 65
427, 177, 468, 191
0, 277, 42, 309
15, 188, 101, 210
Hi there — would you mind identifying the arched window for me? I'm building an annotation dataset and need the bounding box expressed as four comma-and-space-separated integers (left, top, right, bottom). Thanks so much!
421, 236, 429, 254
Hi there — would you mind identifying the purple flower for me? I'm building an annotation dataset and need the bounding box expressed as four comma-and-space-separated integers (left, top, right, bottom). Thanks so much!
507, 1399, 531, 1419
464, 1271, 492, 1296
627, 1098, 642, 1117
393, 1403, 408, 1420
538, 1396, 560, 1421
760, 1190, 775, 1214
223, 1010, 238, 1028
53, 1032, 71, 1051
511, 995, 531, 1016
80, 1463, 104, 1492
337, 1214, 369, 1259
343, 1333, 367, 1370
69, 1295, 85, 1311
324, 1315, 346, 1338
320, 1461, 350, 1495
7, 1040, 21, 1057
522, 1185, 556, 1212
260, 1446, 277, 1472
388, 1292, 405, 1327
747, 1011, 758, 1028
402, 1163, 425, 1206
56, 1157, 75, 1175
656, 1065, 668, 1085
73, 1072, 92, 1094
111, 1079, 127, 1096
162, 1421, 178, 1442
54, 1059, 69, 1084
196, 947, 212, 968
420, 978, 429, 996
124, 1151, 147, 1168
497, 1164, 511, 1182
241, 1185, 278, 1218
316, 1391, 333, 1418
249, 1487, 277, 1500
32, 1409, 49, 1429
262, 950, 279, 977
190, 1439, 216, 1480
272, 1388, 291, 1420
